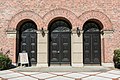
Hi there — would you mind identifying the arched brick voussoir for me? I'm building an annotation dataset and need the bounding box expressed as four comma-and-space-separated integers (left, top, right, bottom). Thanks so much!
9, 11, 44, 30
79, 10, 113, 30
43, 8, 79, 29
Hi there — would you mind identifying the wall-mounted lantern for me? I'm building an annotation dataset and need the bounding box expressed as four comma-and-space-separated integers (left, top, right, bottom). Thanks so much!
76, 27, 80, 37
41, 28, 45, 37
100, 30, 104, 35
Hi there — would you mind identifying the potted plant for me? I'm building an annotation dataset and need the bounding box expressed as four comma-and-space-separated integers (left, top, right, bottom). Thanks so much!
113, 49, 120, 68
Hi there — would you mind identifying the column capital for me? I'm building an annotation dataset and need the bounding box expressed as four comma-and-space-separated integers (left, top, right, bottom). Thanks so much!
37, 30, 49, 34
71, 29, 84, 34
36, 30, 41, 34
44, 30, 49, 34
6, 30, 17, 34
71, 29, 76, 34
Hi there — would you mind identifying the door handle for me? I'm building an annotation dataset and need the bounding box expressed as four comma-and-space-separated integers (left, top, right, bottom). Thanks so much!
57, 51, 60, 54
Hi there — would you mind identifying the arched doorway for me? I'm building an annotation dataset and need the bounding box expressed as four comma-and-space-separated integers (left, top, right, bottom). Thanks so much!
16, 20, 37, 66
48, 20, 71, 66
83, 21, 102, 64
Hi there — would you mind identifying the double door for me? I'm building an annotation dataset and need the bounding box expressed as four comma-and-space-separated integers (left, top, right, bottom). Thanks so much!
83, 32, 101, 64
50, 32, 71, 65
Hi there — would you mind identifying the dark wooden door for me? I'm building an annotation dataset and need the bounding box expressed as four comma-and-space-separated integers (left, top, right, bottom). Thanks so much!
50, 32, 60, 64
50, 32, 71, 64
21, 29, 37, 65
83, 32, 101, 64
61, 32, 71, 64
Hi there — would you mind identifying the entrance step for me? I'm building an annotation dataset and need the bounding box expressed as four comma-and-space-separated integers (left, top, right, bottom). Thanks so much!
50, 64, 70, 66
11, 66, 113, 72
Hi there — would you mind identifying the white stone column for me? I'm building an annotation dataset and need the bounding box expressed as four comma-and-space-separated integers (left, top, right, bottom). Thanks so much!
37, 30, 48, 67
71, 30, 83, 67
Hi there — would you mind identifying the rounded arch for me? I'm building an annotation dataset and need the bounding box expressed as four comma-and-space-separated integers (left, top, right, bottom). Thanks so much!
83, 19, 103, 31
16, 19, 37, 31
8, 11, 44, 30
43, 8, 79, 29
79, 10, 113, 30
48, 17, 72, 31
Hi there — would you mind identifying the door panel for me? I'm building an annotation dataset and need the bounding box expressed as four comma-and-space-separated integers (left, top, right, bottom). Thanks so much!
92, 34, 101, 64
83, 32, 101, 64
21, 30, 37, 65
50, 32, 60, 63
29, 32, 37, 64
61, 33, 70, 63
21, 33, 28, 53
84, 34, 91, 63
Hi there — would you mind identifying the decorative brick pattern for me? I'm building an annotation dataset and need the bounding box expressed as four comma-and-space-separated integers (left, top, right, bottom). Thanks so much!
9, 11, 44, 30
43, 8, 79, 29
78, 10, 113, 30
0, 0, 119, 63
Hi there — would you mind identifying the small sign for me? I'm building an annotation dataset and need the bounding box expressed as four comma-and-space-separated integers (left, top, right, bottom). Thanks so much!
18, 53, 29, 65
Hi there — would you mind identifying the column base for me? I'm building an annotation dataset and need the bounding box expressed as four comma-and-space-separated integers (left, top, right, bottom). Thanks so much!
72, 63, 83, 67
37, 63, 48, 67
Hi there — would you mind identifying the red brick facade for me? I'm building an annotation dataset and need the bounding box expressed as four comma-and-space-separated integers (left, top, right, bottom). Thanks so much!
0, 0, 119, 64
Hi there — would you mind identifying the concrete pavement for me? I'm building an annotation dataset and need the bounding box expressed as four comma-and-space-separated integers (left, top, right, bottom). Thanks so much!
0, 66, 120, 80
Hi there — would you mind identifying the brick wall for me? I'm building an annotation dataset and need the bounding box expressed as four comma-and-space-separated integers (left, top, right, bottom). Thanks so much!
0, 0, 119, 63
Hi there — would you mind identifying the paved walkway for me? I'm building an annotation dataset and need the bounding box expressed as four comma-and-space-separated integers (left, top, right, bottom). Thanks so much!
0, 67, 120, 80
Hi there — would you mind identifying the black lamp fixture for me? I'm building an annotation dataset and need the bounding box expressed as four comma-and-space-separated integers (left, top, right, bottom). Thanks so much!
41, 28, 45, 37
76, 27, 80, 37
100, 30, 104, 35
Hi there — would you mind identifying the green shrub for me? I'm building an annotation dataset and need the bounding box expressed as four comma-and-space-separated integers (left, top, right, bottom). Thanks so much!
113, 49, 120, 68
113, 49, 120, 63
0, 54, 12, 70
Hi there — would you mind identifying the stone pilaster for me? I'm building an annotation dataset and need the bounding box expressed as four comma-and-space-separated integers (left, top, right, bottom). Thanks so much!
71, 30, 83, 67
37, 30, 48, 67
